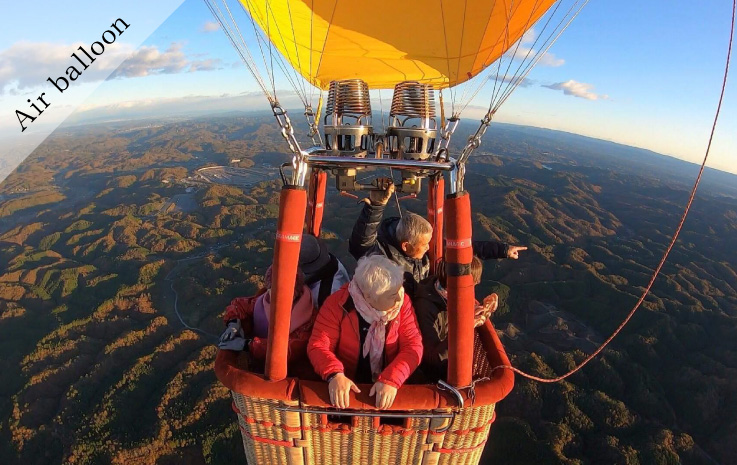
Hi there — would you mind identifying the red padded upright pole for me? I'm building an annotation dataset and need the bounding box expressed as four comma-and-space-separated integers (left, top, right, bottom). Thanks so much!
445, 191, 474, 387
306, 170, 327, 237
427, 175, 445, 275
265, 186, 307, 381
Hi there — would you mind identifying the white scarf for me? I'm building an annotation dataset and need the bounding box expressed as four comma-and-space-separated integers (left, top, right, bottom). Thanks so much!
348, 280, 404, 379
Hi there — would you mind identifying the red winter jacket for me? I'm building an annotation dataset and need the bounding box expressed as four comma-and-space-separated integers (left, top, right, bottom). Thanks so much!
223, 289, 315, 364
307, 284, 423, 388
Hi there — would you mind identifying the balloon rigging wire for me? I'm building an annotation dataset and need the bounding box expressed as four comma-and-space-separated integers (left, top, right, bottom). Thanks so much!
204, 0, 273, 101
454, 0, 587, 119
476, 0, 542, 114
313, 0, 339, 89
484, 12, 511, 114
454, 0, 470, 104
285, 0, 309, 102
262, 0, 310, 104
462, 0, 571, 117
489, 0, 735, 384
438, 0, 456, 114
238, 0, 279, 98
491, 0, 552, 107
265, 2, 275, 95
447, 0, 578, 117
275, 0, 312, 102
493, 0, 587, 113
237, 0, 310, 106
212, 0, 586, 140
309, 0, 315, 103
389, 167, 403, 218
378, 89, 386, 134
461, 0, 519, 109
238, 0, 281, 98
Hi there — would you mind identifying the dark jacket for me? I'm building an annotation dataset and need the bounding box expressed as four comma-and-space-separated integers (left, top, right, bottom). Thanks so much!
348, 202, 510, 296
413, 277, 450, 382
349, 202, 429, 296
304, 255, 350, 309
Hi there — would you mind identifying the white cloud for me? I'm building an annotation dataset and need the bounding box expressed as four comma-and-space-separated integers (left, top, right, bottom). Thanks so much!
0, 41, 222, 95
108, 43, 189, 78
0, 41, 133, 93
542, 80, 609, 101
66, 91, 302, 124
536, 52, 565, 67
507, 28, 565, 67
188, 58, 223, 72
201, 21, 220, 32
488, 75, 535, 88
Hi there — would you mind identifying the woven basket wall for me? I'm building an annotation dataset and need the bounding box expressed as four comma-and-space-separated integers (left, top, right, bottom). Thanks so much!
232, 391, 494, 465
229, 335, 498, 465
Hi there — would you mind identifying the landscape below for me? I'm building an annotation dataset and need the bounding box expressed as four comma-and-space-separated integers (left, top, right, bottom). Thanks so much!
1, 116, 736, 465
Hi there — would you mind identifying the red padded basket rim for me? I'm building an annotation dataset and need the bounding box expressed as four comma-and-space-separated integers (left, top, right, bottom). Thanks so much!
215, 322, 514, 410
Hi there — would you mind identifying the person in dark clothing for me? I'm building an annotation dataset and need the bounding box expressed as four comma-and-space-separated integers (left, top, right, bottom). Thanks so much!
413, 256, 498, 382
350, 206, 432, 297
299, 233, 350, 308
348, 177, 527, 296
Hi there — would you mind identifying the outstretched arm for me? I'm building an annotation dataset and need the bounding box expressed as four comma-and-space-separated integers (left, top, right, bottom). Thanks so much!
472, 241, 528, 260
472, 240, 509, 260
348, 178, 394, 259
506, 245, 527, 259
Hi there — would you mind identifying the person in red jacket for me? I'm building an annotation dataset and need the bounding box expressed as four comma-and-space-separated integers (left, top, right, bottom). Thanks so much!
219, 266, 315, 374
308, 255, 423, 409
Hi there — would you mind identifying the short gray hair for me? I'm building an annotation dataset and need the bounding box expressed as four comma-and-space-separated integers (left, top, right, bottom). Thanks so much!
396, 212, 432, 246
353, 255, 404, 298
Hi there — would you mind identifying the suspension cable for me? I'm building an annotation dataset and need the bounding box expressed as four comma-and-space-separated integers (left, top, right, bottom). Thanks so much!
204, 0, 274, 102
451, 0, 588, 174
439, 0, 456, 115
471, 0, 550, 115
260, 0, 311, 104
492, 0, 557, 107
494, 0, 588, 113
463, 0, 583, 117
491, 0, 735, 384
378, 89, 387, 133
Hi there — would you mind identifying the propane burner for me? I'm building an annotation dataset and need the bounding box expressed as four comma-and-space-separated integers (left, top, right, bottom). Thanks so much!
323, 79, 374, 157
387, 81, 438, 160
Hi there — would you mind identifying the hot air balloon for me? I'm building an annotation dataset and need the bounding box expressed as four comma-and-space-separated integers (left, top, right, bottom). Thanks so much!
205, 0, 588, 463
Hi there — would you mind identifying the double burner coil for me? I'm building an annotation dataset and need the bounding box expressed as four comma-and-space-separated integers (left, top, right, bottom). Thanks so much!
323, 79, 373, 157
387, 82, 437, 160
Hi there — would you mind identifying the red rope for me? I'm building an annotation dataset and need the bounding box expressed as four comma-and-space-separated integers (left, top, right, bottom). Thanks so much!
492, 0, 736, 384
436, 440, 488, 454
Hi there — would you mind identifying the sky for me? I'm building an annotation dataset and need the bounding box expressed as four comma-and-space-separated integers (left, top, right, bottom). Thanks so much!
0, 0, 734, 181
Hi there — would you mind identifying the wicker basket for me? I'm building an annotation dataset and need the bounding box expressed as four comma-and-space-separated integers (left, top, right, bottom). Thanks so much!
217, 321, 513, 465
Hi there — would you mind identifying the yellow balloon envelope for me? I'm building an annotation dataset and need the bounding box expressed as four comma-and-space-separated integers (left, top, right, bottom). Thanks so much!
238, 0, 558, 90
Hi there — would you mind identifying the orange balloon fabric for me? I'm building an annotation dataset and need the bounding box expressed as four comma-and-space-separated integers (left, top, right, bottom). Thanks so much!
239, 0, 557, 89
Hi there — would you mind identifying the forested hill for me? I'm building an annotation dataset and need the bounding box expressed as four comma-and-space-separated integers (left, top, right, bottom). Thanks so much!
0, 115, 735, 465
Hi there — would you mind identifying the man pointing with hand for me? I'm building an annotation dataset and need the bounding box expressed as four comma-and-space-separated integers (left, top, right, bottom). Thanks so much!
349, 177, 528, 297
